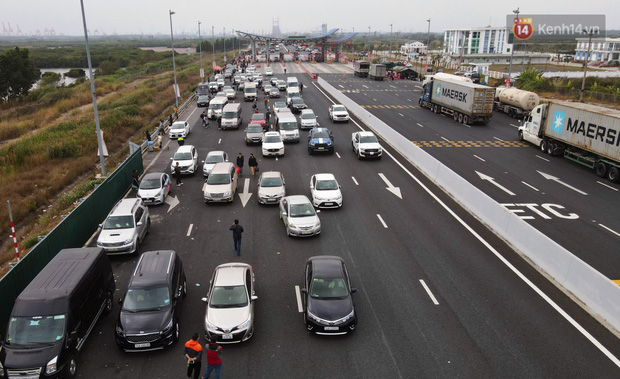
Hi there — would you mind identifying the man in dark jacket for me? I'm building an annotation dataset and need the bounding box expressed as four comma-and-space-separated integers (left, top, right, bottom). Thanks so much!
229, 219, 244, 256
174, 162, 183, 186
184, 333, 202, 379
203, 336, 223, 379
236, 153, 244, 175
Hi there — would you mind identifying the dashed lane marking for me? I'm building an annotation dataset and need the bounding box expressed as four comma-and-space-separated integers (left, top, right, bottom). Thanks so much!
473, 155, 485, 162
522, 181, 540, 192
596, 181, 619, 191
600, 224, 620, 238
536, 155, 550, 162
419, 279, 439, 305
294, 286, 303, 312
352, 176, 359, 185
377, 214, 388, 228
186, 224, 193, 237
336, 152, 341, 158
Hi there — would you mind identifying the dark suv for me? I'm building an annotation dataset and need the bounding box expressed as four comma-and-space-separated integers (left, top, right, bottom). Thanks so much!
307, 127, 334, 155
115, 250, 186, 352
289, 97, 307, 113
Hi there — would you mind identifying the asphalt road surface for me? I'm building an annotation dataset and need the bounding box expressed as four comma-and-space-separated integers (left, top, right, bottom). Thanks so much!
78, 62, 620, 378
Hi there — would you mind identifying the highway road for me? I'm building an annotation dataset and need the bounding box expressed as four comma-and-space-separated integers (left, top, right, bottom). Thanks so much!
77, 61, 620, 378
317, 72, 620, 281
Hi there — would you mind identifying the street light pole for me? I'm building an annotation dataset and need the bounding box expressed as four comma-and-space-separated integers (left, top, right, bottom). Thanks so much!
169, 10, 178, 108
507, 7, 520, 85
389, 24, 393, 60
223, 27, 226, 63
367, 26, 371, 57
198, 21, 203, 81
212, 25, 215, 69
79, 0, 106, 175
426, 18, 431, 66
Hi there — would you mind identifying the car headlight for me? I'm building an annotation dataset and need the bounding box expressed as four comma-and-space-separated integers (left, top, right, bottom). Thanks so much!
123, 238, 133, 245
115, 322, 124, 336
161, 319, 173, 335
307, 311, 323, 324
288, 222, 297, 230
155, 190, 162, 197
309, 140, 316, 146
96, 241, 103, 247
327, 140, 333, 146
46, 356, 58, 375
205, 318, 218, 330
223, 190, 232, 197
237, 315, 252, 330
334, 309, 355, 324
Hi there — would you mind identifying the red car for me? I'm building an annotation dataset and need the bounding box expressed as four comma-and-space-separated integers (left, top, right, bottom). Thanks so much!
250, 113, 266, 128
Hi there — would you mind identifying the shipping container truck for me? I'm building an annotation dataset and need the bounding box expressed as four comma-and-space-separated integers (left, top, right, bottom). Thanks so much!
369, 64, 387, 81
419, 77, 494, 125
494, 87, 540, 118
519, 101, 620, 182
354, 61, 370, 77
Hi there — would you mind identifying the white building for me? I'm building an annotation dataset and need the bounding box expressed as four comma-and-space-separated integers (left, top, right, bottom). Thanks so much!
443, 26, 512, 56
400, 41, 427, 58
575, 37, 620, 63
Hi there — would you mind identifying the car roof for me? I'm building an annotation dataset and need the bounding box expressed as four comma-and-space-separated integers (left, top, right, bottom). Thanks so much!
175, 145, 194, 153
314, 173, 336, 181
358, 131, 375, 137
264, 131, 280, 137
211, 162, 234, 173
285, 195, 311, 205
214, 263, 250, 286
206, 150, 226, 157
130, 250, 176, 287
261, 171, 282, 178
308, 256, 345, 278
311, 127, 330, 133
143, 172, 165, 180
172, 121, 186, 125
110, 198, 141, 216
301, 109, 315, 114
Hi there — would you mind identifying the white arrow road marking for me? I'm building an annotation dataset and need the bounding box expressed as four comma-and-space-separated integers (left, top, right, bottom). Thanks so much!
378, 173, 402, 199
165, 194, 180, 213
476, 171, 516, 196
537, 171, 588, 195
239, 178, 253, 207
294, 285, 303, 312
419, 279, 439, 305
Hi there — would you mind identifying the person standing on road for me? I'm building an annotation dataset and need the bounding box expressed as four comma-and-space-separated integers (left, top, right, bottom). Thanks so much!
248, 153, 258, 176
203, 336, 223, 379
230, 219, 244, 256
177, 136, 185, 146
265, 109, 271, 129
184, 333, 202, 379
236, 153, 244, 175
264, 97, 268, 110
175, 162, 183, 186
299, 83, 303, 94
145, 130, 151, 141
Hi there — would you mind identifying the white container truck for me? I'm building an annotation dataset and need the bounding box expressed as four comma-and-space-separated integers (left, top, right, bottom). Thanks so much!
419, 77, 494, 125
354, 61, 370, 77
369, 64, 386, 81
494, 87, 540, 118
519, 101, 620, 182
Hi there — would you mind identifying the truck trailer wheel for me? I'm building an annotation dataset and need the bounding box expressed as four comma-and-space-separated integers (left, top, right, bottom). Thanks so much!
546, 142, 556, 156
463, 115, 469, 124
540, 140, 548, 152
606, 166, 619, 183
453, 112, 458, 121
595, 162, 608, 178
458, 113, 464, 123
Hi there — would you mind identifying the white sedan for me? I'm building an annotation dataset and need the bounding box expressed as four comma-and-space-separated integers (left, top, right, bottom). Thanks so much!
137, 172, 171, 205
265, 67, 273, 76
168, 121, 190, 139
310, 173, 342, 208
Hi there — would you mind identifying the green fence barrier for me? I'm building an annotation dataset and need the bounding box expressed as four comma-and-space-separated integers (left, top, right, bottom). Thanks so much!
0, 150, 143, 335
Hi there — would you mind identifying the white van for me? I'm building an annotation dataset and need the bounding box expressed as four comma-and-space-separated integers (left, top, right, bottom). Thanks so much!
220, 103, 243, 129
207, 97, 228, 120
244, 82, 257, 101
286, 76, 299, 89
203, 162, 238, 203
275, 110, 300, 143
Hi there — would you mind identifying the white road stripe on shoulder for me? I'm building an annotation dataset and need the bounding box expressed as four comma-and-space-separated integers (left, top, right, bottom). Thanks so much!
419, 279, 439, 305
294, 285, 303, 312
186, 224, 193, 237
377, 214, 388, 228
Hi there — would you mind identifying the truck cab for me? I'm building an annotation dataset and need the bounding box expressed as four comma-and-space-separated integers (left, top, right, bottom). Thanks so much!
518, 103, 546, 147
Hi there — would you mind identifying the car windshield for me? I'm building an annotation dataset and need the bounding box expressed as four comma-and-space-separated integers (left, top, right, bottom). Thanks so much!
245, 88, 257, 93
222, 111, 238, 118
360, 135, 378, 143
224, 86, 233, 91
139, 178, 160, 190
312, 131, 330, 139
171, 123, 185, 130
209, 103, 223, 109
205, 154, 224, 164
270, 88, 279, 93
6, 314, 66, 346
290, 203, 316, 217
292, 98, 304, 104
333, 106, 346, 112
275, 103, 285, 108
264, 135, 281, 143
278, 81, 286, 86
198, 96, 209, 101
316, 180, 338, 190
310, 278, 348, 299
207, 173, 231, 185
174, 152, 193, 160
247, 126, 263, 133
104, 215, 134, 229
261, 176, 282, 187
123, 286, 171, 311
210, 285, 248, 308
301, 113, 315, 119
280, 122, 297, 130
251, 114, 264, 121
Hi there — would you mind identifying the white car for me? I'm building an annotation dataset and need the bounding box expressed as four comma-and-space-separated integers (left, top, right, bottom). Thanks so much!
329, 104, 350, 122
265, 67, 273, 76
223, 86, 236, 99
170, 145, 199, 175
137, 172, 171, 205
351, 131, 383, 159
202, 150, 228, 177
277, 80, 287, 91
310, 173, 342, 208
262, 131, 284, 157
257, 171, 286, 205
202, 263, 257, 343
299, 109, 317, 129
279, 195, 321, 237
168, 121, 190, 139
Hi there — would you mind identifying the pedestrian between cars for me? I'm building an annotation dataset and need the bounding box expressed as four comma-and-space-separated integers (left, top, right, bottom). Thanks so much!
230, 219, 244, 256
203, 336, 223, 379
184, 333, 203, 379
132, 169, 140, 190
248, 154, 258, 176
264, 97, 268, 110
174, 162, 183, 186
236, 153, 244, 176
178, 136, 185, 147
299, 83, 303, 94
265, 110, 271, 128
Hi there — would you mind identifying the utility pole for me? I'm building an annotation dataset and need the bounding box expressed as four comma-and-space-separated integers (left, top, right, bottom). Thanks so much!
198, 21, 203, 81
389, 24, 393, 60
212, 25, 215, 69
507, 7, 520, 85
169, 10, 178, 108
426, 18, 431, 67
580, 31, 594, 103
223, 27, 226, 63
367, 26, 370, 55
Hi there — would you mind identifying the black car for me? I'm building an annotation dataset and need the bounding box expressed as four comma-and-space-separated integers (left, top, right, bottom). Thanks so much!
289, 97, 307, 113
302, 256, 357, 335
115, 250, 186, 352
308, 127, 334, 155
197, 95, 210, 107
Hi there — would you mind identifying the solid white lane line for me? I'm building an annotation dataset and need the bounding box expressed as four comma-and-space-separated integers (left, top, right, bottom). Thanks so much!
417, 123, 424, 127
419, 279, 439, 305
510, 124, 520, 128
338, 84, 344, 88
218, 138, 221, 144
336, 152, 341, 158
473, 155, 486, 162
362, 85, 369, 88
398, 113, 404, 117
377, 214, 388, 228
597, 181, 619, 191
186, 224, 193, 237
599, 224, 620, 238
441, 136, 450, 142
536, 155, 550, 162
522, 181, 540, 191
407, 98, 412, 102
395, 93, 399, 96
373, 98, 377, 102
390, 85, 397, 89
493, 136, 504, 141
294, 285, 303, 312
351, 176, 359, 185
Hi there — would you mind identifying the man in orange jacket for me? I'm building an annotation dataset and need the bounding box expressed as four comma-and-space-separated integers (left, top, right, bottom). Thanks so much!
184, 333, 203, 379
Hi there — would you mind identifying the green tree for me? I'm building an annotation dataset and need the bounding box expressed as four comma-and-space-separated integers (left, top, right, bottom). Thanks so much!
40, 71, 62, 87
0, 47, 41, 100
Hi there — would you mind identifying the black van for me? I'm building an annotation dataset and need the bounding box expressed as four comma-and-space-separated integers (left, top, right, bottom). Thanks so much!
0, 248, 115, 379
115, 250, 186, 352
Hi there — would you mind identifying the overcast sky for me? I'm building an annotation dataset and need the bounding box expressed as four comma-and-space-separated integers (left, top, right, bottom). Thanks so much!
2, 0, 619, 38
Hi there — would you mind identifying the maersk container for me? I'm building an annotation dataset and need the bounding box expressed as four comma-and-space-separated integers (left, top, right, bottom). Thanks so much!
420, 78, 494, 124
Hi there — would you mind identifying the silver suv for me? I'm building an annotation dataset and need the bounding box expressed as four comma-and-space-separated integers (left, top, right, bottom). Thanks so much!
97, 198, 150, 255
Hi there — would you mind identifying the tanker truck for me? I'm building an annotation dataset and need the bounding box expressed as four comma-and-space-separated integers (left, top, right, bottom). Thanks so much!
518, 101, 620, 182
494, 87, 540, 118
